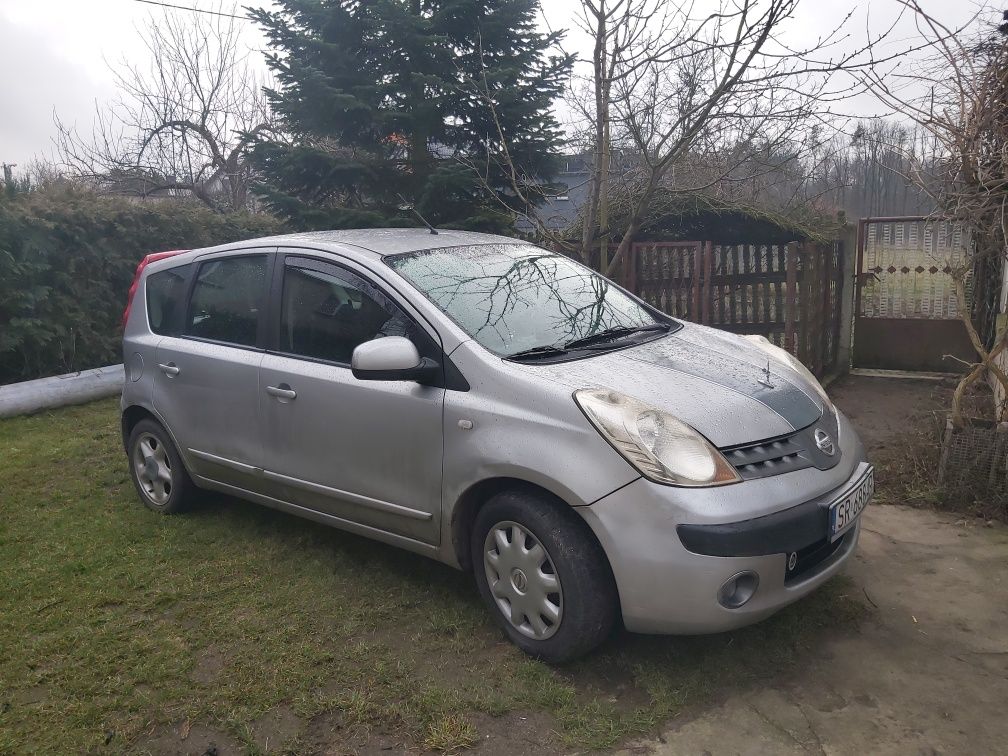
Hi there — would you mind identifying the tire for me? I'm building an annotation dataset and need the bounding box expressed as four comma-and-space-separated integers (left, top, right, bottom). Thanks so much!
127, 418, 199, 514
471, 488, 618, 663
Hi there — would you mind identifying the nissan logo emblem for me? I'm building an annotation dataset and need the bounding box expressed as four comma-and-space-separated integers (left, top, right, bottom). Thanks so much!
814, 428, 835, 456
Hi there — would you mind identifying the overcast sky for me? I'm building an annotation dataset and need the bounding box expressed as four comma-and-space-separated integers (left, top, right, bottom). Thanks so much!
0, 0, 994, 171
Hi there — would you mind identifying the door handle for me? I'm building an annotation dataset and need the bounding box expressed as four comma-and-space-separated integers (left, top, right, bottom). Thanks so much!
158, 362, 180, 377
266, 384, 297, 400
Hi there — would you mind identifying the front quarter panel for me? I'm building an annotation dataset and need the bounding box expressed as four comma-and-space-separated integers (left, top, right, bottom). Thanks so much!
440, 341, 641, 558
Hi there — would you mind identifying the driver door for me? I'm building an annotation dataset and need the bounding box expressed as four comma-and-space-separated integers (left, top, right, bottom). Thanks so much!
257, 252, 445, 545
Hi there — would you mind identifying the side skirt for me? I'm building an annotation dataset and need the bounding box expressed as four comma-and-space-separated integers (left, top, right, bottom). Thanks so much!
192, 474, 448, 564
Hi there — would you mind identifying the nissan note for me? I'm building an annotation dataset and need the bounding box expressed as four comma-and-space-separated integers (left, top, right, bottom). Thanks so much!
121, 229, 872, 662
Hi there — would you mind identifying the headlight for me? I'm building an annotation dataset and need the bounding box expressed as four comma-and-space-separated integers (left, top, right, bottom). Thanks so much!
574, 389, 741, 487
742, 335, 833, 413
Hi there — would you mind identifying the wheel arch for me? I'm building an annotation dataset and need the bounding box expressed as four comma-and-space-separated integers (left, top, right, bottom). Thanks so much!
120, 404, 197, 480
450, 477, 616, 585
121, 404, 159, 451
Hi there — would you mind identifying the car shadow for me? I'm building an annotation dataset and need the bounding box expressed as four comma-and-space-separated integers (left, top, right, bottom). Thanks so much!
191, 490, 866, 675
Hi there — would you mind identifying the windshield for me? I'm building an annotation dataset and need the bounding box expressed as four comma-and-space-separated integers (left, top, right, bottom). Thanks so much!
385, 243, 666, 356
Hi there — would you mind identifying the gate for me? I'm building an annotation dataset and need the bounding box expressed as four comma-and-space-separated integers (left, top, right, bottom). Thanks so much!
627, 240, 845, 377
853, 216, 975, 372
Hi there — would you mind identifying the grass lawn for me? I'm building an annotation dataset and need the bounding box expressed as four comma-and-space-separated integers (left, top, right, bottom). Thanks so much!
0, 399, 865, 754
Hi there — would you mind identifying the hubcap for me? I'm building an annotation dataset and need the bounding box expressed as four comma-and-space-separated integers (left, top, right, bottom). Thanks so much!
132, 432, 172, 505
483, 521, 563, 640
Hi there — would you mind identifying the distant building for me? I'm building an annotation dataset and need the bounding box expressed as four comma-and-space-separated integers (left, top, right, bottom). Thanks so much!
516, 153, 594, 234
516, 152, 821, 245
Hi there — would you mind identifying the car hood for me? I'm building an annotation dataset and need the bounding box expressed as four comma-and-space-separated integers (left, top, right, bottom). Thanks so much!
523, 322, 825, 447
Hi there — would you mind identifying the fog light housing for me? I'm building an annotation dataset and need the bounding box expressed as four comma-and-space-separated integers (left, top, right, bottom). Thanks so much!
718, 571, 759, 609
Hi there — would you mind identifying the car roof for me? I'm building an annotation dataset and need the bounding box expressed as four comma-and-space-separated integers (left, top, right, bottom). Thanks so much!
211, 228, 527, 259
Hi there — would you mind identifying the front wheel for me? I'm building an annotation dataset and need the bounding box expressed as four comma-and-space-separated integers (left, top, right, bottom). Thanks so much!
471, 489, 618, 663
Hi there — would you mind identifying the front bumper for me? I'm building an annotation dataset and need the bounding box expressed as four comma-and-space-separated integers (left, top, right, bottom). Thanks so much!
577, 410, 869, 634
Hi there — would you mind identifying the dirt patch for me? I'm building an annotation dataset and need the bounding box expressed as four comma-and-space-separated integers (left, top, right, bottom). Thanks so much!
190, 647, 227, 685
364, 625, 506, 692
469, 711, 560, 754
300, 711, 412, 755
560, 652, 653, 715
829, 374, 951, 460
12, 685, 49, 706
249, 705, 303, 752
134, 721, 243, 755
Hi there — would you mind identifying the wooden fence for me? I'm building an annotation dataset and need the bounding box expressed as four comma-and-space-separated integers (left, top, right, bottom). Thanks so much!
624, 240, 846, 377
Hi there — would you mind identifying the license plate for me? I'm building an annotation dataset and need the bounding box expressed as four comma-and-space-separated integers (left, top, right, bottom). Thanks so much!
829, 467, 874, 540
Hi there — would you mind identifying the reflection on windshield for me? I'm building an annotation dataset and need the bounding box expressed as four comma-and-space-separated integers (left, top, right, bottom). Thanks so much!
386, 244, 661, 356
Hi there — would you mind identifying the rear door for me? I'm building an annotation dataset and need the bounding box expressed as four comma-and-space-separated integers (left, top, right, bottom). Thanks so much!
153, 249, 274, 490
256, 251, 445, 545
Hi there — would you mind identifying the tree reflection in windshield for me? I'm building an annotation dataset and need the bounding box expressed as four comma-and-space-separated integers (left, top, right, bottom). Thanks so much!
386, 244, 661, 356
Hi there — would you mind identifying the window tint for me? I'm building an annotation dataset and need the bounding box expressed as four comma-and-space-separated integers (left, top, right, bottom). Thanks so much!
186, 256, 267, 347
279, 260, 414, 364
146, 265, 190, 336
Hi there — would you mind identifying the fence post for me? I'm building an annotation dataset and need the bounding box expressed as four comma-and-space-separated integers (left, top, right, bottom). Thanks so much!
625, 242, 639, 293
834, 226, 857, 377
802, 245, 817, 374
785, 242, 798, 354
692, 245, 703, 323
702, 241, 713, 325
800, 245, 814, 369
819, 243, 834, 374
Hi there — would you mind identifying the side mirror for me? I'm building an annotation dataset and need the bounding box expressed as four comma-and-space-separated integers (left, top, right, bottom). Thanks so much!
351, 336, 440, 384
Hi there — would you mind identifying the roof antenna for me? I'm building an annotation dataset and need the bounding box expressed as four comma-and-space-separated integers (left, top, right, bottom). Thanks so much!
397, 193, 438, 234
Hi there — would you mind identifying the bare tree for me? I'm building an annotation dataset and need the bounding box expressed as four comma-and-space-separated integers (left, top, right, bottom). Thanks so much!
863, 2, 1008, 424
596, 0, 905, 277
464, 0, 923, 273
56, 7, 271, 212
775, 119, 941, 218
565, 0, 672, 270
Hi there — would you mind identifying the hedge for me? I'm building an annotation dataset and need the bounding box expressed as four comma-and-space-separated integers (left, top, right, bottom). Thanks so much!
0, 189, 284, 384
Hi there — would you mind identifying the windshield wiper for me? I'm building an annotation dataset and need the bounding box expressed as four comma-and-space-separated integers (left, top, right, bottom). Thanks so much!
506, 344, 569, 361
563, 323, 671, 350
507, 324, 670, 360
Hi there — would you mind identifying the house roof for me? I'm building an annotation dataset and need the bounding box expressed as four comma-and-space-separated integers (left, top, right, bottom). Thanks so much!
614, 191, 827, 244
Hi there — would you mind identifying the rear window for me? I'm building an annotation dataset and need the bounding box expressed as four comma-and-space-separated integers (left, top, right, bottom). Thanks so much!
146, 265, 190, 336
185, 256, 268, 347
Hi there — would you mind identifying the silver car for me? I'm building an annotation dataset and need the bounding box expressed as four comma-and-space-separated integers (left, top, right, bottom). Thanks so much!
121, 229, 872, 662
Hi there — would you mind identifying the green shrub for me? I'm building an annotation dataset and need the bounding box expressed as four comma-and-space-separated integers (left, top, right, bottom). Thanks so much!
0, 188, 284, 384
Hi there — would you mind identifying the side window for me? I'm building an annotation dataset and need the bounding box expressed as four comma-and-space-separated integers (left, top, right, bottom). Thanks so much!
146, 264, 190, 336
186, 256, 268, 347
279, 259, 416, 364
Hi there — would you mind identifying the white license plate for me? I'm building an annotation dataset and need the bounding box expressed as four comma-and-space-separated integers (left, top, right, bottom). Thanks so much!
829, 467, 874, 540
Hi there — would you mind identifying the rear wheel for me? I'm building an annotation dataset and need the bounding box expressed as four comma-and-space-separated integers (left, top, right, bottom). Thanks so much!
127, 419, 198, 514
471, 489, 618, 663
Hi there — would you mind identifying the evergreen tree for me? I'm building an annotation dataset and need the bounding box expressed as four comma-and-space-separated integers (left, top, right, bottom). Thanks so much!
248, 0, 572, 231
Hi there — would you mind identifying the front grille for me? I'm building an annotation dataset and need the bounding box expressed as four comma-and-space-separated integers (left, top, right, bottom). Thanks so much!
785, 532, 847, 584
722, 429, 814, 480
720, 411, 841, 481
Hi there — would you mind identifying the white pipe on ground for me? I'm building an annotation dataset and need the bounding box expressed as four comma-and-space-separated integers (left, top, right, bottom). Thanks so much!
0, 364, 124, 419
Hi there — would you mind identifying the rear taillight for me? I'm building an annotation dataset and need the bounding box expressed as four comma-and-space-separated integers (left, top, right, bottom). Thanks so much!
122, 250, 186, 328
